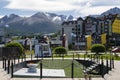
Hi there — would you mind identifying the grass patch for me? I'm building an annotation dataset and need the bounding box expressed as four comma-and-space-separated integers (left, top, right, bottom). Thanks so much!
53, 53, 120, 60
38, 59, 84, 78
25, 50, 34, 55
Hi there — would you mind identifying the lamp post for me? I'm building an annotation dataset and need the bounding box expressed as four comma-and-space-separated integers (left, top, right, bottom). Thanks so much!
113, 38, 116, 48
62, 34, 66, 47
4, 24, 9, 43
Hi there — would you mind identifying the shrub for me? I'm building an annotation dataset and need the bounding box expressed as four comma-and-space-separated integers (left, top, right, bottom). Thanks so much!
54, 46, 67, 56
91, 44, 106, 54
5, 42, 24, 55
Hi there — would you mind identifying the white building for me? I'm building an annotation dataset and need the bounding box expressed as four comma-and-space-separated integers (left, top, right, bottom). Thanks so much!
62, 17, 85, 49
35, 43, 51, 57
62, 21, 76, 44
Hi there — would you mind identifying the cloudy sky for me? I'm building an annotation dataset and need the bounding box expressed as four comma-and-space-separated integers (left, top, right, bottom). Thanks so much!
0, 0, 120, 18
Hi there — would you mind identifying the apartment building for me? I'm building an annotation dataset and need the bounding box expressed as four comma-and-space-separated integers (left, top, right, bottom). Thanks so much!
0, 30, 5, 44
62, 17, 85, 49
84, 16, 98, 35
112, 14, 120, 46
62, 14, 119, 50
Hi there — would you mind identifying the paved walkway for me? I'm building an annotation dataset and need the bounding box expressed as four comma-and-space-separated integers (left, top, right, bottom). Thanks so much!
0, 58, 120, 80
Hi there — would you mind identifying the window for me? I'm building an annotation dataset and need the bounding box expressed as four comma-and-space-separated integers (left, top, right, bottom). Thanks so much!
78, 25, 80, 27
105, 29, 107, 32
78, 28, 80, 31
72, 28, 74, 31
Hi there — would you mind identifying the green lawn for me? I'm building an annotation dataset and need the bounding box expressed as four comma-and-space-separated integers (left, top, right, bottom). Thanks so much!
53, 53, 120, 60
38, 59, 84, 78
25, 50, 120, 60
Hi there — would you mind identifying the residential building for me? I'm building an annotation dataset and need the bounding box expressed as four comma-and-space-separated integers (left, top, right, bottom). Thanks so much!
62, 17, 85, 49
62, 14, 120, 50
0, 30, 5, 44
112, 14, 120, 46
84, 16, 98, 35
62, 21, 77, 44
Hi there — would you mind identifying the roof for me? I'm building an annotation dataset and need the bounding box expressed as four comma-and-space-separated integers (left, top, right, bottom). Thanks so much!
112, 47, 120, 52
62, 20, 77, 25
77, 17, 83, 21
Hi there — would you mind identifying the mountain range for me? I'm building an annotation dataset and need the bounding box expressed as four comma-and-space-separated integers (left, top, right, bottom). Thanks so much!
0, 7, 120, 35
101, 7, 120, 15
0, 12, 74, 35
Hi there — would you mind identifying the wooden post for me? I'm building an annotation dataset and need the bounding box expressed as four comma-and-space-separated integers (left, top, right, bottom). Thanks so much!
110, 57, 112, 70
11, 61, 13, 78
40, 61, 42, 79
106, 57, 109, 73
112, 57, 114, 69
101, 59, 104, 78
71, 60, 74, 79
7, 59, 10, 74
4, 58, 6, 71
83, 54, 86, 70
2, 57, 4, 68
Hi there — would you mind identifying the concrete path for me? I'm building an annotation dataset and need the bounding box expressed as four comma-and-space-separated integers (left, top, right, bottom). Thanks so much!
104, 60, 120, 80
0, 58, 120, 80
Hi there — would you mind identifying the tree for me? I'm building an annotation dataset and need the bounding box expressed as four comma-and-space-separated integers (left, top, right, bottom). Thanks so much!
91, 44, 106, 54
91, 44, 106, 62
54, 46, 67, 56
5, 42, 24, 56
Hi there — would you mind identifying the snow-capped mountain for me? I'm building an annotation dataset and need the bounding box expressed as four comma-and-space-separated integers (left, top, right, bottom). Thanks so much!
2, 7, 120, 34
0, 12, 74, 34
101, 7, 120, 15
65, 15, 74, 21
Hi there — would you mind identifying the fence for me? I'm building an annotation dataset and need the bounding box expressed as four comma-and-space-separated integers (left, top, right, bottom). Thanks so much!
0, 47, 115, 79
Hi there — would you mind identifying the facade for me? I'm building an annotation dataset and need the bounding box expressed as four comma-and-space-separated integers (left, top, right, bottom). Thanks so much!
84, 16, 98, 35
62, 14, 119, 50
62, 21, 77, 44
112, 14, 120, 46
62, 17, 85, 49
0, 30, 5, 44
112, 14, 120, 34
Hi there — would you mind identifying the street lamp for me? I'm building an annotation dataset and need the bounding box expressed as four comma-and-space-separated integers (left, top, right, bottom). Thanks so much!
62, 34, 66, 47
4, 24, 9, 43
113, 37, 116, 48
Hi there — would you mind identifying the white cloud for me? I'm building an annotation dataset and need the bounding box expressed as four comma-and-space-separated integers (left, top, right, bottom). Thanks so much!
5, 0, 78, 11
4, 0, 120, 17
89, 0, 120, 6
75, 6, 120, 17
0, 15, 4, 18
